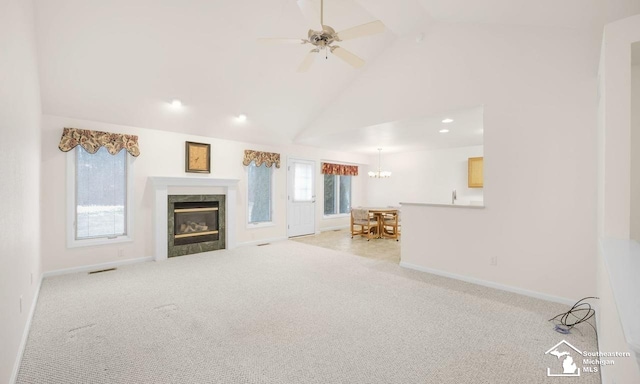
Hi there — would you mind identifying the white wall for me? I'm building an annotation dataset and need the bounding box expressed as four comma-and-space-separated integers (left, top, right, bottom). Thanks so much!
367, 146, 483, 207
309, 21, 599, 301
596, 14, 640, 384
0, 0, 42, 382
631, 63, 640, 242
40, 115, 369, 272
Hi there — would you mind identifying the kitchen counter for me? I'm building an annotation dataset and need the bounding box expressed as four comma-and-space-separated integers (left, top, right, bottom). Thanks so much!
400, 202, 485, 209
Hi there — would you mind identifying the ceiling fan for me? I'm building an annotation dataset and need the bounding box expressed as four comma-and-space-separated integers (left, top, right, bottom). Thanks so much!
258, 0, 385, 72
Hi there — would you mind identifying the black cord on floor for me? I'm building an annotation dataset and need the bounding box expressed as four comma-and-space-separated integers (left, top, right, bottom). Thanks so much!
549, 296, 599, 335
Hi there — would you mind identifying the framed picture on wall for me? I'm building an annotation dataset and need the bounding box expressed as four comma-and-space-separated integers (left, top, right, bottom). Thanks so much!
185, 141, 211, 173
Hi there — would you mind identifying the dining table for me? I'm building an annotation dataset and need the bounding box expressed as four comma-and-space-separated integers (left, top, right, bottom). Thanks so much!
361, 207, 400, 239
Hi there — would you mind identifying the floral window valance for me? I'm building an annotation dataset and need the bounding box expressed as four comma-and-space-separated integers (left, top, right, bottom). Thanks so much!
243, 150, 280, 168
58, 127, 140, 157
321, 162, 358, 176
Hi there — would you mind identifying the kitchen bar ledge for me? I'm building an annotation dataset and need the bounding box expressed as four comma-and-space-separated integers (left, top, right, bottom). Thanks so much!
400, 202, 485, 209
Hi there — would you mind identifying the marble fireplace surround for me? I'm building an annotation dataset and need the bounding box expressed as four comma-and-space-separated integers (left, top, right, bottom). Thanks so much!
150, 177, 239, 261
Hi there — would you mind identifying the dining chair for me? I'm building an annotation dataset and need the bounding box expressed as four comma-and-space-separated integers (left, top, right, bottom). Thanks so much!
350, 208, 379, 241
381, 210, 400, 241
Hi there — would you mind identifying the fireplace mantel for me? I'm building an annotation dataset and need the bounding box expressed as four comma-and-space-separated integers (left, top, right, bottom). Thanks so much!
150, 177, 239, 261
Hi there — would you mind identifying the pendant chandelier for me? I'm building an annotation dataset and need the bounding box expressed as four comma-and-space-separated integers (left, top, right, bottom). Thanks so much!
368, 148, 392, 178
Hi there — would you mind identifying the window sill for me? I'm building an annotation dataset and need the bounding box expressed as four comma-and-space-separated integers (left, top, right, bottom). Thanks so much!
323, 213, 350, 219
247, 222, 275, 229
67, 235, 133, 249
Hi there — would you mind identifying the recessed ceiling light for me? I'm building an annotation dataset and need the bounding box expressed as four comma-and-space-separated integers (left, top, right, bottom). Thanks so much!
171, 99, 182, 108
439, 129, 450, 133
442, 118, 453, 123
237, 114, 247, 122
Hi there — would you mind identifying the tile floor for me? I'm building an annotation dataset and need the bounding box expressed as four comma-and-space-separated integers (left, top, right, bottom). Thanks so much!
290, 228, 400, 264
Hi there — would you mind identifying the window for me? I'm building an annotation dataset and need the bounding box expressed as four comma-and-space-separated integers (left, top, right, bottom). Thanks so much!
324, 175, 351, 215
293, 161, 313, 201
247, 162, 273, 224
68, 146, 132, 246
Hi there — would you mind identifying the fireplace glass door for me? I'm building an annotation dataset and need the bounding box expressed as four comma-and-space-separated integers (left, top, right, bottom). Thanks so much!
173, 201, 219, 246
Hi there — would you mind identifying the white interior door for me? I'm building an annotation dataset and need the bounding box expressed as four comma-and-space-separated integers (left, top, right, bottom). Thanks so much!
287, 158, 315, 237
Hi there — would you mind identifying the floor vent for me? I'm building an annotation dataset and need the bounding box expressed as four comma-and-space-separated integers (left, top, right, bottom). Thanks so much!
257, 243, 270, 247
89, 268, 117, 275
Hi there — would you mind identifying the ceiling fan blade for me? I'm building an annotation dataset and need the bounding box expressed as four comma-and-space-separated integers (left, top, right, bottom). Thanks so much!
297, 50, 318, 72
331, 46, 365, 69
296, 0, 322, 30
257, 38, 306, 45
337, 20, 385, 41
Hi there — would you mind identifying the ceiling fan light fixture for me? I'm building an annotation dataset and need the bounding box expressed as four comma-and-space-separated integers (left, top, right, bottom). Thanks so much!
260, 0, 385, 71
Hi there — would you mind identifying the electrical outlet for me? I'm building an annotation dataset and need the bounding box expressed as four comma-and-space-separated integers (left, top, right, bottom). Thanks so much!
117, 249, 124, 258
19, 295, 23, 313
490, 256, 498, 266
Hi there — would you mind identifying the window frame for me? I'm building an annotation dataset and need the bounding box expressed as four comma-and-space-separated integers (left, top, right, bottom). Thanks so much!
246, 161, 275, 228
323, 174, 352, 218
66, 147, 134, 248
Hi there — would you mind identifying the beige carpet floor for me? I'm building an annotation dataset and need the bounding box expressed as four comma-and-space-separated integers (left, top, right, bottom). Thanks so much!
17, 241, 599, 383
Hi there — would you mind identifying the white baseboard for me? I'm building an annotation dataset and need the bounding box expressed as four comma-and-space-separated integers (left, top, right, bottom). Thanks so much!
237, 236, 288, 247
10, 274, 43, 384
42, 256, 153, 278
399, 261, 576, 306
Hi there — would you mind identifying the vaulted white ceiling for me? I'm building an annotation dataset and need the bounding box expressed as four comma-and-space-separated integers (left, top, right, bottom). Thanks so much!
33, 0, 634, 154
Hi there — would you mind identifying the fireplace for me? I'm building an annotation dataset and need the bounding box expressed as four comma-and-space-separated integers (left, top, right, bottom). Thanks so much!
173, 201, 219, 245
150, 177, 238, 261
168, 195, 225, 257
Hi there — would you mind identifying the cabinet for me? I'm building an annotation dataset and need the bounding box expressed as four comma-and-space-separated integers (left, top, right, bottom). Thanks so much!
468, 157, 483, 188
